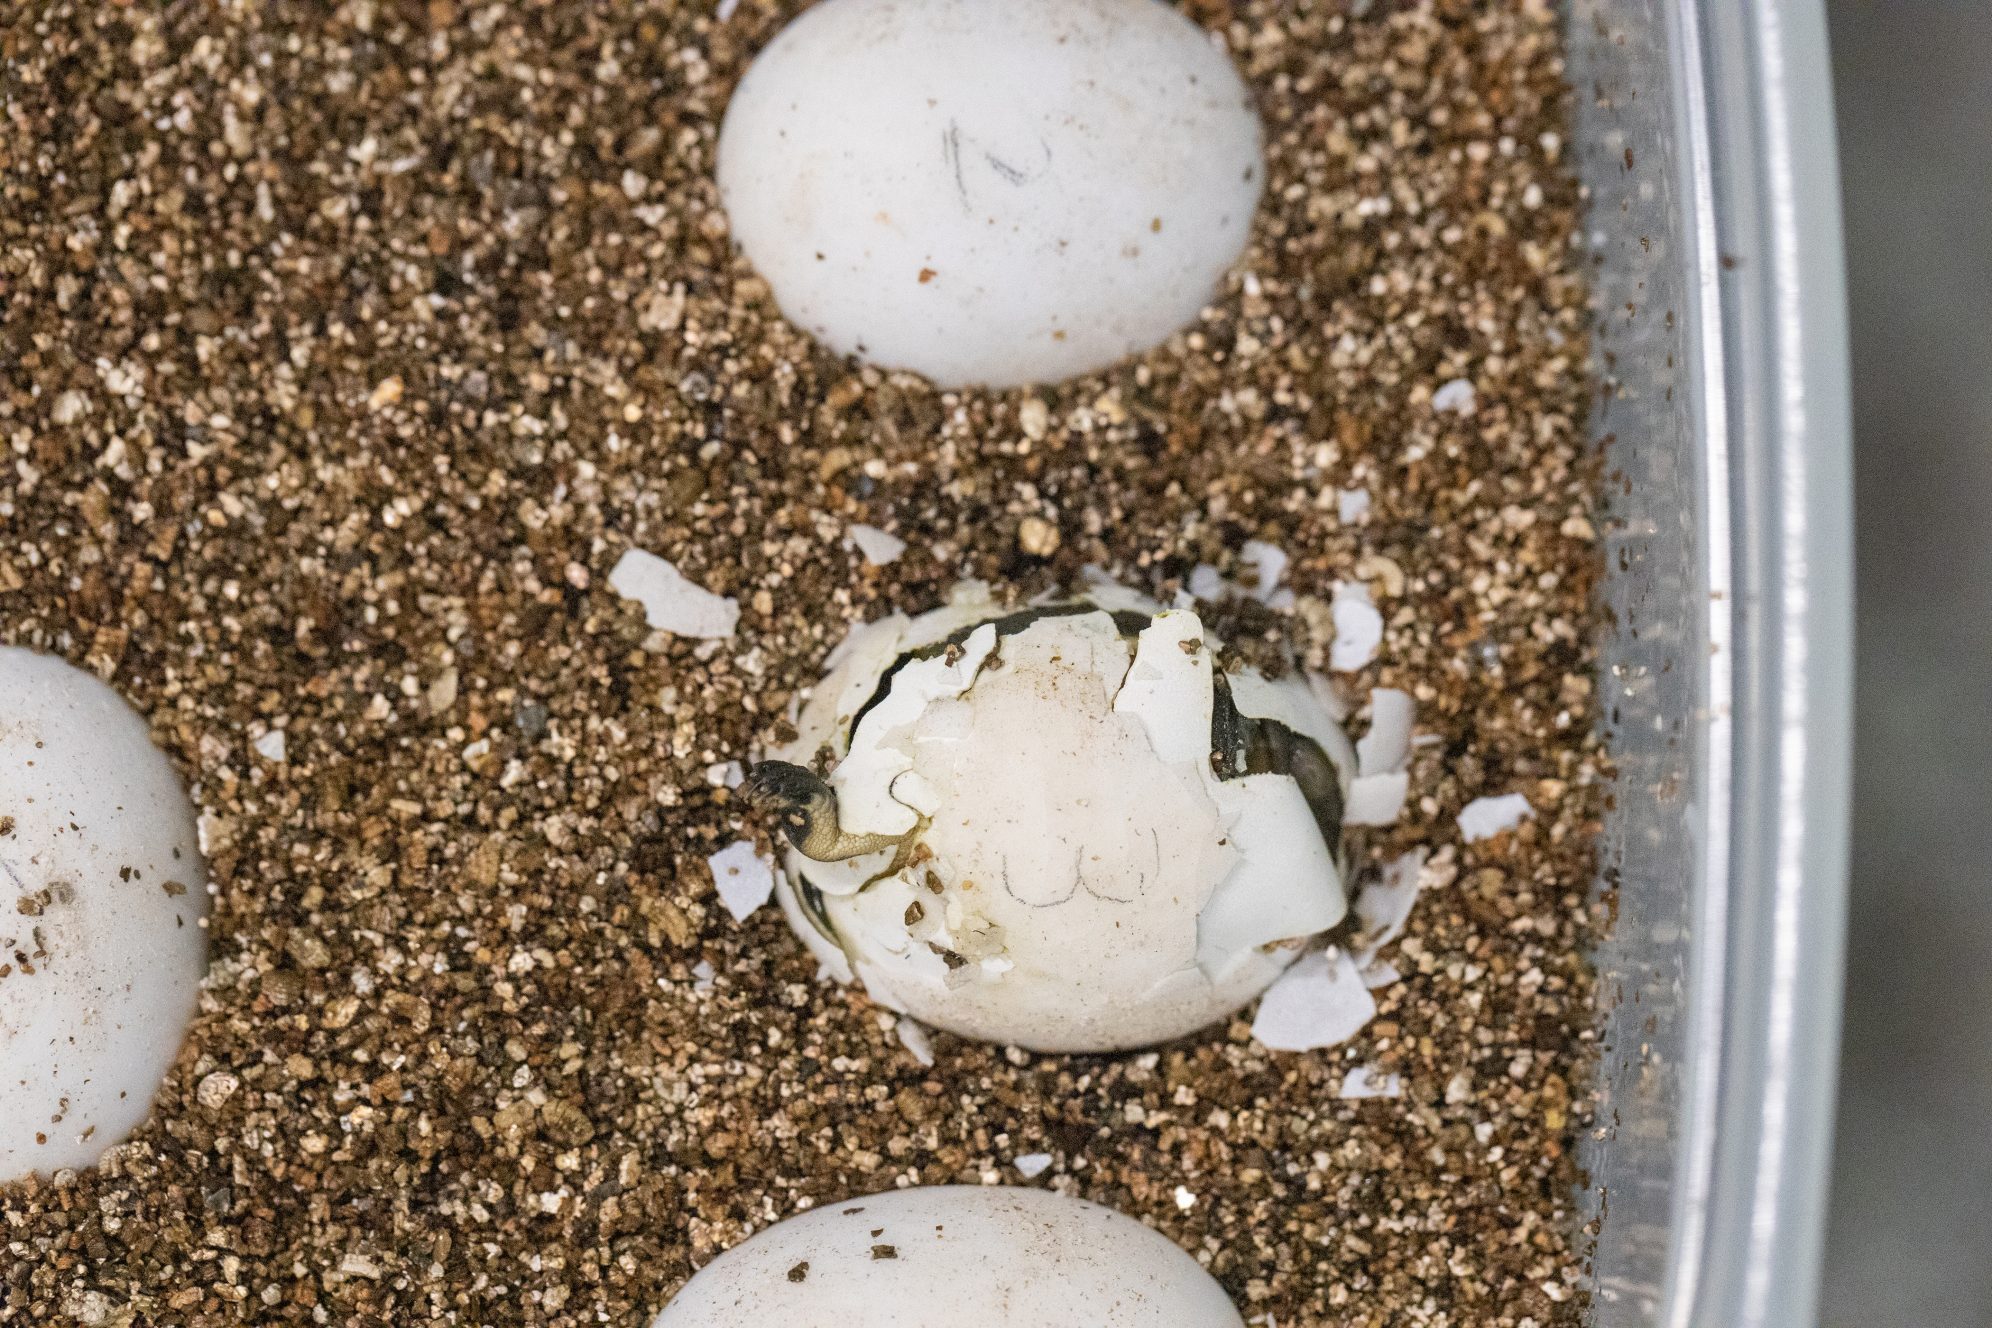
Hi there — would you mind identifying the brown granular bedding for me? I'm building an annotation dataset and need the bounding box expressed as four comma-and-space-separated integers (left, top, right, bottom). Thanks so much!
1, 1, 1606, 1324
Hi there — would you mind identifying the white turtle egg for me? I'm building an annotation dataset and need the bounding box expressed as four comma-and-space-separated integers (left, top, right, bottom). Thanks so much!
751, 585, 1352, 1053
1, 648, 209, 1180
716, 0, 1265, 388
651, 1185, 1243, 1327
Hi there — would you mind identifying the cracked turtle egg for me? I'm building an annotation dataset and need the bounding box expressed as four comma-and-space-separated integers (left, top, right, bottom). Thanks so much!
651, 1184, 1243, 1327
746, 585, 1353, 1053
716, 0, 1264, 388
1, 648, 209, 1180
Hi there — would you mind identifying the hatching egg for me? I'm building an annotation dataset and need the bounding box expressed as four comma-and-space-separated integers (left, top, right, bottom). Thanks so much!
716, 0, 1265, 388
651, 1184, 1243, 1326
1, 648, 209, 1180
744, 585, 1352, 1053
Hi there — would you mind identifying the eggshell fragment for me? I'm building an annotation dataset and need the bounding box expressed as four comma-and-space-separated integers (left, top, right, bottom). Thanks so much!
707, 842, 776, 922
1360, 959, 1403, 990
1114, 610, 1215, 766
717, 0, 1265, 388
1329, 581, 1383, 672
832, 623, 999, 839
1078, 566, 1162, 617
1356, 688, 1415, 777
1344, 772, 1410, 827
1250, 948, 1376, 1052
1012, 1153, 1053, 1178
1338, 1064, 1403, 1100
1, 648, 210, 1180
1350, 849, 1429, 967
609, 549, 739, 639
1344, 687, 1415, 826
895, 1017, 936, 1067
1432, 377, 1477, 414
1458, 793, 1535, 842
1186, 563, 1228, 603
1237, 539, 1292, 608
651, 1185, 1244, 1326
1181, 542, 1293, 610
846, 524, 907, 567
1197, 776, 1341, 981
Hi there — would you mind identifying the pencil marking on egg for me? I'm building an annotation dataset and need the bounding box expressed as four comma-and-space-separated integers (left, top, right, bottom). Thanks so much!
1078, 846, 1137, 905
999, 853, 1080, 910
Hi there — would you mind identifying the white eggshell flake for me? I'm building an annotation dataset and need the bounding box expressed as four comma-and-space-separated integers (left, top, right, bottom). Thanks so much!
1186, 563, 1228, 603
1013, 1152, 1053, 1178
895, 1017, 937, 1067
769, 591, 1354, 1053
1, 648, 210, 1180
1237, 540, 1291, 608
1078, 566, 1162, 618
1178, 542, 1293, 611
846, 523, 907, 567
1329, 581, 1383, 672
1196, 776, 1340, 983
1458, 793, 1535, 842
1338, 1064, 1403, 1101
609, 549, 740, 640
832, 623, 1000, 840
707, 841, 776, 922
1344, 771, 1410, 827
1249, 948, 1376, 1053
1344, 687, 1416, 828
717, 0, 1265, 388
651, 1185, 1244, 1326
1356, 688, 1415, 777
1432, 377, 1477, 415
1350, 849, 1429, 967
1360, 958, 1403, 990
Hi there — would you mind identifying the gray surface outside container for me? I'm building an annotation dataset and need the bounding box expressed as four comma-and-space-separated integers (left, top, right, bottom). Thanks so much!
1571, 2, 1852, 1326
1822, 4, 1992, 1323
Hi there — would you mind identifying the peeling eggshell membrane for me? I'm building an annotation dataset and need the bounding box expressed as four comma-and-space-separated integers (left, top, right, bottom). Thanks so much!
745, 584, 1354, 1053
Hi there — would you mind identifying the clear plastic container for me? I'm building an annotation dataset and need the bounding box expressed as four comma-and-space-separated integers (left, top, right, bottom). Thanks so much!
1570, 2, 1852, 1326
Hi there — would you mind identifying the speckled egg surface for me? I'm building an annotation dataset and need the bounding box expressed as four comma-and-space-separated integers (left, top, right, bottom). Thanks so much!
652, 1185, 1244, 1326
717, 0, 1265, 387
1, 648, 209, 1180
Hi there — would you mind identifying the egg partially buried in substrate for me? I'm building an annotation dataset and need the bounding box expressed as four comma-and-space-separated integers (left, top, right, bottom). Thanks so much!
651, 1185, 1245, 1327
716, 0, 1265, 388
1, 647, 210, 1180
743, 584, 1353, 1053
